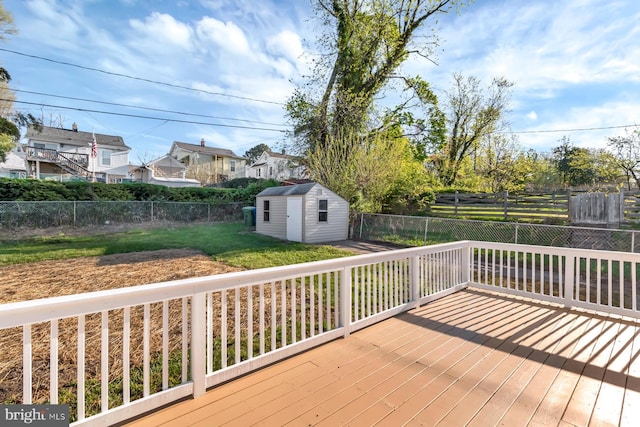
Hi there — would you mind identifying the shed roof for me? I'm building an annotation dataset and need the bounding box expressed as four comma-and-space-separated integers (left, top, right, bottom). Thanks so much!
256, 183, 318, 197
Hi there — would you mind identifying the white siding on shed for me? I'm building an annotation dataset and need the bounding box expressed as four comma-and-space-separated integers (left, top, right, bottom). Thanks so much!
255, 183, 349, 243
255, 196, 287, 240
303, 186, 349, 243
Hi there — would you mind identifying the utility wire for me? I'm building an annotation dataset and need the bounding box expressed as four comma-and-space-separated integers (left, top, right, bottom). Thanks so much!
497, 124, 638, 135
0, 47, 285, 106
13, 89, 285, 126
4, 99, 288, 133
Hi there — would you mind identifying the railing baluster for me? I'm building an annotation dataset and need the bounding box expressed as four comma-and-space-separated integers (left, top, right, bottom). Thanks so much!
259, 284, 265, 355
248, 285, 253, 358
235, 288, 241, 364
281, 281, 287, 346
301, 277, 306, 341
334, 271, 339, 327
318, 274, 323, 334
181, 298, 187, 383
271, 282, 277, 351
143, 303, 150, 397
207, 293, 213, 373
101, 310, 109, 411
123, 306, 131, 404
23, 324, 32, 404
77, 315, 85, 420
291, 278, 297, 344
221, 291, 227, 368
310, 276, 315, 337
50, 320, 58, 404
162, 301, 169, 390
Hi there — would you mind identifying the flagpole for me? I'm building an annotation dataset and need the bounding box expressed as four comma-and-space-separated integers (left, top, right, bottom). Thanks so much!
92, 130, 97, 182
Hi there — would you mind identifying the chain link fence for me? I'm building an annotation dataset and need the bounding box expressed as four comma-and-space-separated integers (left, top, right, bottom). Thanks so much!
0, 201, 246, 231
353, 213, 640, 253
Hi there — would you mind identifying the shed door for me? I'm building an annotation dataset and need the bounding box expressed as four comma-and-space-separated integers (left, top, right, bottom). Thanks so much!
286, 197, 303, 242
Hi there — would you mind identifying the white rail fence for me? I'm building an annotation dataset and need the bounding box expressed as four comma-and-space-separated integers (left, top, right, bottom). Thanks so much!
2, 241, 640, 426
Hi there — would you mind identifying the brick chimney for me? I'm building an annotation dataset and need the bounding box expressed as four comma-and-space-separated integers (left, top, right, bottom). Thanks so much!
200, 138, 205, 147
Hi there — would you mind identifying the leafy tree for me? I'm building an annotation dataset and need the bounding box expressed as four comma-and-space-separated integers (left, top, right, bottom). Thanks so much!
286, 0, 468, 152
0, 2, 40, 162
243, 143, 270, 163
306, 131, 427, 212
608, 128, 640, 189
429, 73, 513, 186
474, 134, 532, 193
552, 137, 619, 188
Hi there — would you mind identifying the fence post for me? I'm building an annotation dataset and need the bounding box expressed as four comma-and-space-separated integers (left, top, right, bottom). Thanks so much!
191, 291, 206, 398
424, 218, 429, 245
454, 191, 459, 217
359, 213, 364, 239
208, 204, 211, 222
340, 267, 352, 338
632, 231, 636, 253
411, 255, 420, 307
563, 254, 575, 308
73, 201, 77, 228
514, 223, 519, 244
504, 190, 509, 221
150, 201, 154, 222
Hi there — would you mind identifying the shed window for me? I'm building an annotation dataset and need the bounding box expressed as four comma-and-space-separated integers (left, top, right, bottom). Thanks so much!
230, 160, 236, 172
263, 200, 270, 222
318, 199, 328, 222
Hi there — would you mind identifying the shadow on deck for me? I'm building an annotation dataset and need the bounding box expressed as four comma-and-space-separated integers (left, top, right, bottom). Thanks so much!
123, 287, 640, 426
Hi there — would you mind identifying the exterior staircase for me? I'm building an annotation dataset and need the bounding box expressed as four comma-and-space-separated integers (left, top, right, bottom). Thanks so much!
25, 147, 106, 181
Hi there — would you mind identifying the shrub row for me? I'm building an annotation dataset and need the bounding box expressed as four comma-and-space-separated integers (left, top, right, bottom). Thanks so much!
0, 178, 281, 203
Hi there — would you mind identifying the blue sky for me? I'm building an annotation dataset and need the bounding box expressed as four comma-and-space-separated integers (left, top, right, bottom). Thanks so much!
1, 0, 639, 163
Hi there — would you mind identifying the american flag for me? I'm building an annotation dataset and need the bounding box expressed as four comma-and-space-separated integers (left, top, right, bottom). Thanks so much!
91, 132, 97, 158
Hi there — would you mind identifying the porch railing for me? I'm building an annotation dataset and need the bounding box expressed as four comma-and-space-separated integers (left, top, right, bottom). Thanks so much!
2, 241, 640, 426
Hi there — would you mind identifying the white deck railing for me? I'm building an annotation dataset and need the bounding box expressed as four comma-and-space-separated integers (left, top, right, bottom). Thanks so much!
2, 240, 640, 426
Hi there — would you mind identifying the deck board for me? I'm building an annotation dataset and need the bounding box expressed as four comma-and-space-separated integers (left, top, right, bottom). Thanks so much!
123, 288, 640, 427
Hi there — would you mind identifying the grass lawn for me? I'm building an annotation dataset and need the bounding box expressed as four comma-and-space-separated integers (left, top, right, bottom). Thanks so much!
0, 223, 354, 268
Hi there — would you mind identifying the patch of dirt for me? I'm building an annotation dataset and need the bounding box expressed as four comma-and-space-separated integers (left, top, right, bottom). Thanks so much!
0, 249, 243, 406
0, 248, 241, 303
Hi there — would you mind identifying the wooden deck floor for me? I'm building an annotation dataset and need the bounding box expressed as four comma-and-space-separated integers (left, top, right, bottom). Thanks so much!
123, 288, 640, 426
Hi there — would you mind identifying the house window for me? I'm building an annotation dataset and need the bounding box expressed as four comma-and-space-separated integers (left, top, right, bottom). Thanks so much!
230, 160, 236, 172
101, 149, 111, 166
263, 200, 270, 222
269, 166, 273, 176
257, 169, 261, 177
318, 199, 328, 222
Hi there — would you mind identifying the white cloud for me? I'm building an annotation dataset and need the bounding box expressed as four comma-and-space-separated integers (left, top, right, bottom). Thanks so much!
196, 17, 250, 55
129, 12, 194, 51
267, 30, 303, 63
526, 111, 538, 121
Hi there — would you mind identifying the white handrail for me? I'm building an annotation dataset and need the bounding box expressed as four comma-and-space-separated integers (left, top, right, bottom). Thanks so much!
4, 239, 639, 426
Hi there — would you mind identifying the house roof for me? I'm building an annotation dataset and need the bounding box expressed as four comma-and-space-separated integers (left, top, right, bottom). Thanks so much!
172, 141, 246, 160
25, 125, 130, 149
256, 183, 318, 197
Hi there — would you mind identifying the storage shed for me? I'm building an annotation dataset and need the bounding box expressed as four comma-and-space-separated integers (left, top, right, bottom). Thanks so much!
255, 183, 349, 243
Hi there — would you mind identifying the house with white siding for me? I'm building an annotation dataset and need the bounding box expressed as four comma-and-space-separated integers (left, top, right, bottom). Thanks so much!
23, 123, 131, 182
247, 150, 306, 181
255, 183, 349, 243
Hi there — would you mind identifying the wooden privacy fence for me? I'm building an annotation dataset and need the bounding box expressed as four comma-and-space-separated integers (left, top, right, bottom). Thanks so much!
430, 191, 569, 223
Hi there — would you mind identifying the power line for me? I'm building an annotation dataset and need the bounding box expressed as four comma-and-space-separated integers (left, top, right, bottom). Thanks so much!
13, 89, 285, 127
497, 124, 638, 135
0, 47, 285, 106
4, 99, 288, 133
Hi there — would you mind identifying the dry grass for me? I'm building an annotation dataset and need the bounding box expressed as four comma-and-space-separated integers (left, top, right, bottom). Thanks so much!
0, 249, 241, 405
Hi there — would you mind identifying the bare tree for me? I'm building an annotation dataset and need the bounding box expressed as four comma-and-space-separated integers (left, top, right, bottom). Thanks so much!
431, 73, 513, 186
